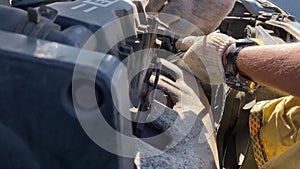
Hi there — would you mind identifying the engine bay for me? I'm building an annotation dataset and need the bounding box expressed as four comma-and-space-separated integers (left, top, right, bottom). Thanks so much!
0, 0, 299, 168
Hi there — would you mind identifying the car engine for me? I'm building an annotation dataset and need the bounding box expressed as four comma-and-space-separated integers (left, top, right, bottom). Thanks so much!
0, 0, 299, 168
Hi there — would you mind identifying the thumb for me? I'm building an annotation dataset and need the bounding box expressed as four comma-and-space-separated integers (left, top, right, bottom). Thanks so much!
175, 36, 202, 51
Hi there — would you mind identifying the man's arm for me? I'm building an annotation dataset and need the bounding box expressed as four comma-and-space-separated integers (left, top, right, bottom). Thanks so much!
237, 43, 300, 97
176, 34, 300, 97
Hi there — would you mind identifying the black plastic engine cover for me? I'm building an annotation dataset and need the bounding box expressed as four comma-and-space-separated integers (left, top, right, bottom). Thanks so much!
47, 0, 148, 58
48, 0, 138, 32
0, 30, 133, 169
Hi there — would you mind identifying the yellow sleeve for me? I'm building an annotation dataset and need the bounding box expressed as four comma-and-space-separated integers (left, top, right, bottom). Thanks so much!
250, 96, 300, 167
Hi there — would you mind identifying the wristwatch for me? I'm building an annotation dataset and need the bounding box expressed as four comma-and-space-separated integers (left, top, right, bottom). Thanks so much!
223, 38, 258, 94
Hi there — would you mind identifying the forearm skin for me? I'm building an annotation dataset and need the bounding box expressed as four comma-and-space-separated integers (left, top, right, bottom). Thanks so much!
237, 42, 300, 97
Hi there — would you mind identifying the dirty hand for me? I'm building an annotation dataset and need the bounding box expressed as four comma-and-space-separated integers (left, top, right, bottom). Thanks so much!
136, 59, 219, 168
149, 0, 237, 35
175, 32, 235, 84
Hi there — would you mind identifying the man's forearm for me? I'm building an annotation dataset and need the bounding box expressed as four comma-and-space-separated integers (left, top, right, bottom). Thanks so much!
237, 42, 300, 97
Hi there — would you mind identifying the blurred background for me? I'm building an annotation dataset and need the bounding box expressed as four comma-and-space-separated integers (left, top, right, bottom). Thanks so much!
271, 0, 300, 20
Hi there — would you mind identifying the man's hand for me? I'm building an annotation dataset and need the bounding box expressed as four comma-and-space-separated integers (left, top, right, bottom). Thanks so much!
146, 0, 167, 12
175, 32, 235, 84
156, 0, 237, 35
